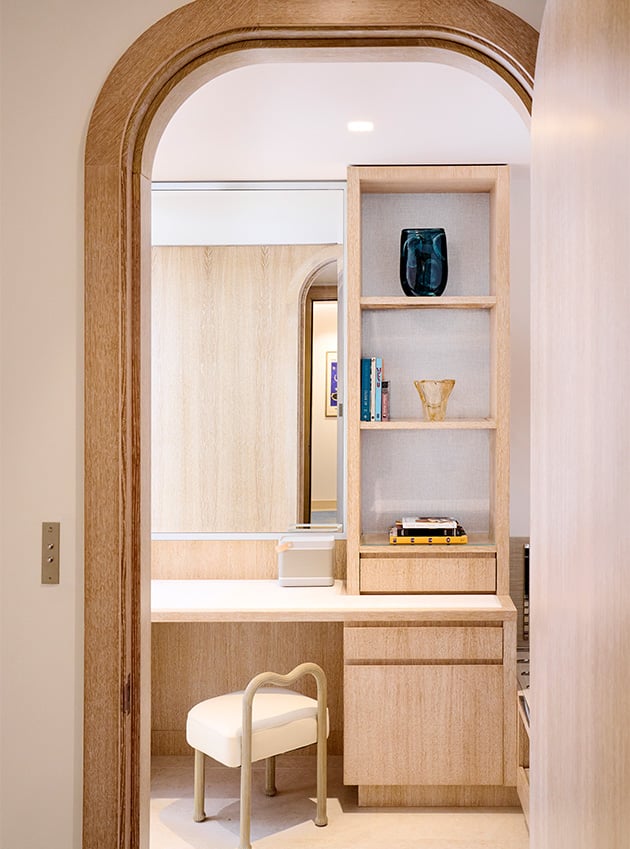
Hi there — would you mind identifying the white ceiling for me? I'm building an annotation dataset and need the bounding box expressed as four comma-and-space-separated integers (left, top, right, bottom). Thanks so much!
152, 60, 531, 183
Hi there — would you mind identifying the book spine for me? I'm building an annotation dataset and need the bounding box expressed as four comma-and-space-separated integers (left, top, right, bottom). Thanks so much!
381, 380, 390, 421
374, 358, 382, 422
360, 358, 371, 421
370, 357, 376, 420
394, 526, 461, 537
400, 517, 458, 529
389, 534, 469, 545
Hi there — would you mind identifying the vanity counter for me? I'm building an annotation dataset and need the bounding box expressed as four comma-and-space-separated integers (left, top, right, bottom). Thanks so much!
151, 579, 515, 622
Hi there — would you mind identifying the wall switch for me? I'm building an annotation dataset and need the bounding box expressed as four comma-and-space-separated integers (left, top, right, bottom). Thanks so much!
41, 522, 60, 584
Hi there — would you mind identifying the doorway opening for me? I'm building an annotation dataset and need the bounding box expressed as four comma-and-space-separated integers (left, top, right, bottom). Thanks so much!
83, 10, 537, 847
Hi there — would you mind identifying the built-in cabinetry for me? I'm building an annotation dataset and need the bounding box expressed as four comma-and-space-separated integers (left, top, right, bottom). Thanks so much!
343, 614, 517, 806
343, 164, 516, 805
344, 622, 505, 787
151, 580, 517, 806
151, 165, 519, 811
345, 164, 510, 596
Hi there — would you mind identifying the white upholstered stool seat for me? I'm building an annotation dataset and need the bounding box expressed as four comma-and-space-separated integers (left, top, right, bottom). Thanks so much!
187, 687, 322, 767
186, 662, 328, 849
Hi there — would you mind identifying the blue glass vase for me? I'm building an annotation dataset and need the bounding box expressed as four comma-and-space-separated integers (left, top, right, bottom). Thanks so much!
400, 228, 448, 296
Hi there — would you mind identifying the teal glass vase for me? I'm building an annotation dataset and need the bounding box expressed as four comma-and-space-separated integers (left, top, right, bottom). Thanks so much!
400, 228, 448, 296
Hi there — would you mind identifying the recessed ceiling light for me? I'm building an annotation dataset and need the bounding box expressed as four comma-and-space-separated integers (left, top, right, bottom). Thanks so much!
347, 120, 374, 133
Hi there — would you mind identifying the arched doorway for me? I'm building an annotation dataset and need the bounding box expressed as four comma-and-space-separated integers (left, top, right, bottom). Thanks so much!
83, 4, 537, 846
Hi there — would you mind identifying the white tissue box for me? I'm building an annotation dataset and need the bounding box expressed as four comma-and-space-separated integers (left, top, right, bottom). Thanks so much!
277, 533, 335, 587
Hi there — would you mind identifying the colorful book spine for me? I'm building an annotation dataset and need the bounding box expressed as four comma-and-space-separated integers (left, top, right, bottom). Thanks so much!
362, 356, 384, 421
374, 357, 382, 422
370, 357, 376, 420
394, 526, 460, 538
360, 358, 371, 421
389, 532, 469, 545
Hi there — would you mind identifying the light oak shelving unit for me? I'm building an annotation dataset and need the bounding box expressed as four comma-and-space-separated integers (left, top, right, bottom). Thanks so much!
346, 164, 511, 597
343, 164, 517, 806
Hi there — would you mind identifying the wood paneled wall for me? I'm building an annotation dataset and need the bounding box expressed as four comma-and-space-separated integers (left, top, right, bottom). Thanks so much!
531, 2, 630, 846
151, 244, 340, 533
152, 622, 344, 756
151, 538, 346, 580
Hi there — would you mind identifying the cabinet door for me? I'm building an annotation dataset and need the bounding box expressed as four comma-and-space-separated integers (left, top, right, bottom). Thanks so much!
344, 664, 503, 786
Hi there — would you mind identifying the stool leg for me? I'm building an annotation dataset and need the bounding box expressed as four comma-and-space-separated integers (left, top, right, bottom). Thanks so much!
193, 749, 206, 822
239, 756, 252, 849
264, 756, 277, 796
315, 704, 328, 826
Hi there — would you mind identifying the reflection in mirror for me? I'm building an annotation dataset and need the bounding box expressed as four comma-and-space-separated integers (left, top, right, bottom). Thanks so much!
151, 185, 344, 535
300, 266, 338, 525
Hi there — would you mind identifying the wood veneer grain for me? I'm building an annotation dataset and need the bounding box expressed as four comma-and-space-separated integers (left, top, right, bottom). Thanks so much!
358, 784, 519, 807
344, 624, 503, 661
151, 622, 344, 756
344, 664, 504, 786
359, 556, 496, 593
152, 244, 339, 534
151, 539, 346, 580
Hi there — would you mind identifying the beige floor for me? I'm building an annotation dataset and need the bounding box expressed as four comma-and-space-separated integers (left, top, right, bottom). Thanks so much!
151, 755, 529, 848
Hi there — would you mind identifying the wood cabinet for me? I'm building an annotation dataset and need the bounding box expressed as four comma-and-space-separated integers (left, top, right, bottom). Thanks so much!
344, 620, 517, 804
345, 164, 510, 596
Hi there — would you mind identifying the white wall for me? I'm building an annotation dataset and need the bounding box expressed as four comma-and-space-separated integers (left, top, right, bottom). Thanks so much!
0, 4, 194, 847
509, 166, 532, 535
0, 2, 541, 848
152, 189, 345, 245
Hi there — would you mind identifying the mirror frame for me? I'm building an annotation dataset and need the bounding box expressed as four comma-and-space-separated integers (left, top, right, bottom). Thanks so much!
83, 4, 537, 846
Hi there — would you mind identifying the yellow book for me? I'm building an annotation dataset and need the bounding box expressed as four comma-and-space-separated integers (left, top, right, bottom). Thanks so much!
389, 532, 468, 545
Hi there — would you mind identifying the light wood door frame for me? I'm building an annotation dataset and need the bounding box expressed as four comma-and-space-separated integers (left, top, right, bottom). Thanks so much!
83, 4, 537, 847
300, 279, 338, 523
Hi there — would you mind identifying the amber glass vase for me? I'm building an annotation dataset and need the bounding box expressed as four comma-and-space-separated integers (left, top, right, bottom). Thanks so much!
414, 379, 455, 421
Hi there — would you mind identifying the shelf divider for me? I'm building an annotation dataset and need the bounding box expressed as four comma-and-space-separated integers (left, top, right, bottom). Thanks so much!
360, 418, 496, 431
360, 296, 497, 310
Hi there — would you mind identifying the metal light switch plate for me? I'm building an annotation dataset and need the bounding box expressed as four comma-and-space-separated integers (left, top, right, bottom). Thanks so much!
42, 521, 60, 584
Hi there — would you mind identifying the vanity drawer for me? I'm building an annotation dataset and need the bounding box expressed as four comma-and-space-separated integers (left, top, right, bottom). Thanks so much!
359, 555, 496, 594
344, 625, 504, 662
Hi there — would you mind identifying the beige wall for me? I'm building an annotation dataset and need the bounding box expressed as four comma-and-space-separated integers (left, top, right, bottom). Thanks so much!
531, 0, 630, 846
0, 2, 543, 848
0, 4, 194, 847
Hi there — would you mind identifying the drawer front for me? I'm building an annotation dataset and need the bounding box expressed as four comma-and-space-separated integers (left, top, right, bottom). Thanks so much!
344, 664, 504, 786
344, 625, 504, 662
360, 556, 496, 594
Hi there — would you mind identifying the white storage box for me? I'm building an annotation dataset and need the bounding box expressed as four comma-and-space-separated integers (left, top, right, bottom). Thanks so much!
277, 533, 335, 587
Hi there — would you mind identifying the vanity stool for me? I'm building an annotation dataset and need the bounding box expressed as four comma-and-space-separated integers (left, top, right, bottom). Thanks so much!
186, 661, 328, 849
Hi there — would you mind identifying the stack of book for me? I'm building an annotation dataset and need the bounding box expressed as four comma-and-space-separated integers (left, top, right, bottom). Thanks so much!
360, 356, 387, 421
388, 516, 468, 545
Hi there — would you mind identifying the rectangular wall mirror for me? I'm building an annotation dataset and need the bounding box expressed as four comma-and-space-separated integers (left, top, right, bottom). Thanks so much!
151, 183, 346, 536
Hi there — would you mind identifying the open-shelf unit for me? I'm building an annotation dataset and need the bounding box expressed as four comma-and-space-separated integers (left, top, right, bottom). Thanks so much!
345, 164, 510, 596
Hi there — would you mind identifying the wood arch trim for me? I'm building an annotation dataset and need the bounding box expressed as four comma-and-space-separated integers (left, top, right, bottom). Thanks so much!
83, 3, 537, 847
